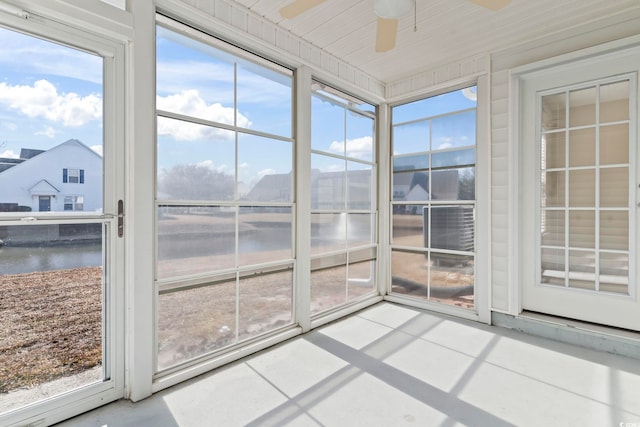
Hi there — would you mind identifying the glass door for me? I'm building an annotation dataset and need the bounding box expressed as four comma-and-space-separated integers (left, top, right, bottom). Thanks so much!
519, 48, 639, 331
0, 17, 123, 426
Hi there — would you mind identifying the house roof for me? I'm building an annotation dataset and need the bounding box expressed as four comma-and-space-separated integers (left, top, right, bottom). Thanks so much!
0, 139, 101, 176
20, 148, 45, 159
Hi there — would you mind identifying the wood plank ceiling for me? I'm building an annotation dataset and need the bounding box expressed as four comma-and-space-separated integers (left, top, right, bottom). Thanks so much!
230, 0, 640, 83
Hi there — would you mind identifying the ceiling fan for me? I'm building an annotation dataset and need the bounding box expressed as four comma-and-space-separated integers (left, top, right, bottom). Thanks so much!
279, 0, 511, 52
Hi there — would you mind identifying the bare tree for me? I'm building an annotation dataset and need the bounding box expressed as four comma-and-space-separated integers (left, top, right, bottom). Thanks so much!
158, 164, 234, 201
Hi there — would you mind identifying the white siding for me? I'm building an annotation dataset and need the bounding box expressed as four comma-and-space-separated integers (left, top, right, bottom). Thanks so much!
386, 54, 488, 101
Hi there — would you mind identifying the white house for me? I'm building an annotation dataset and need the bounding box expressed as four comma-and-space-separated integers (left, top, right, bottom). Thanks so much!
0, 139, 102, 213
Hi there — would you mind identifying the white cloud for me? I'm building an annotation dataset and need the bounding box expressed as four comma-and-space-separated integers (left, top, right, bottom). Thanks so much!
196, 159, 228, 173
239, 162, 249, 169
156, 90, 251, 141
328, 136, 373, 160
90, 145, 103, 156
437, 137, 453, 150
4, 123, 17, 131
0, 149, 18, 158
0, 79, 102, 126
35, 126, 57, 138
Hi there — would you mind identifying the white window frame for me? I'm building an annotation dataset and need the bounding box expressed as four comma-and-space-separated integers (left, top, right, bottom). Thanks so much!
384, 77, 491, 324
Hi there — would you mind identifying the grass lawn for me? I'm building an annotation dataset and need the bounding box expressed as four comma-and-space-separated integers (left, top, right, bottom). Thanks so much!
0, 267, 102, 394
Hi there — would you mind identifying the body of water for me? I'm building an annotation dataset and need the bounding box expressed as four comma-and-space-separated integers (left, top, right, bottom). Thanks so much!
0, 243, 103, 275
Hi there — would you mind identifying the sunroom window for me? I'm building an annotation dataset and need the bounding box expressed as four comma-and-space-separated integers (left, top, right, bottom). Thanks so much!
155, 19, 294, 371
390, 87, 477, 309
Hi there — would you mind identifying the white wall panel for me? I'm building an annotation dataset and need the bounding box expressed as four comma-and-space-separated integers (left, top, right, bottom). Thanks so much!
386, 54, 488, 100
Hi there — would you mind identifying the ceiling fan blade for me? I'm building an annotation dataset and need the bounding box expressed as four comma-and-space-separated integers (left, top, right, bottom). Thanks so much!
375, 17, 398, 53
280, 0, 327, 19
468, 0, 511, 11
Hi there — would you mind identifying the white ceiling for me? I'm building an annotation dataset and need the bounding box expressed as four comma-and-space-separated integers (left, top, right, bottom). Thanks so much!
230, 0, 640, 83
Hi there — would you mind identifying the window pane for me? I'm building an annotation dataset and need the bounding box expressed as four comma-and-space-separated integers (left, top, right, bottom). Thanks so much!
541, 93, 566, 131
599, 252, 628, 294
391, 251, 428, 298
541, 247, 565, 286
393, 154, 429, 172
541, 132, 565, 169
392, 205, 426, 247
428, 206, 475, 252
600, 81, 629, 123
431, 110, 476, 150
541, 210, 565, 246
311, 264, 347, 315
600, 124, 629, 165
600, 167, 628, 207
347, 162, 373, 210
157, 206, 236, 279
568, 250, 595, 290
311, 213, 347, 255
568, 169, 595, 207
393, 171, 428, 202
238, 269, 292, 342
238, 206, 292, 266
238, 133, 292, 202
311, 154, 345, 210
347, 213, 374, 247
393, 87, 477, 124
157, 279, 236, 370
0, 224, 103, 407
542, 171, 565, 207
568, 128, 595, 167
393, 121, 428, 155
432, 167, 475, 201
430, 253, 474, 308
346, 110, 374, 162
569, 87, 596, 127
0, 27, 103, 214
600, 211, 628, 251
312, 94, 345, 154
432, 148, 475, 168
237, 63, 292, 137
348, 260, 375, 301
156, 26, 236, 126
568, 210, 595, 249
157, 118, 235, 201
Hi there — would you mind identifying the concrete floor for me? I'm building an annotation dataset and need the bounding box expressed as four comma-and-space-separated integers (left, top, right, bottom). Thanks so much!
59, 302, 640, 426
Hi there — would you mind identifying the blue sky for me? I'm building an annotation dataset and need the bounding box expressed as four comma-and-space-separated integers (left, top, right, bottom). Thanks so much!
0, 26, 103, 158
0, 22, 476, 191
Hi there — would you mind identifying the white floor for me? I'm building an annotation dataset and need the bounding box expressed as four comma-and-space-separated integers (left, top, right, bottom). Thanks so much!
58, 302, 640, 427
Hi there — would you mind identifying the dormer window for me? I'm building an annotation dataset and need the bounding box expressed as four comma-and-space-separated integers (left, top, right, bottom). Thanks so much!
63, 168, 84, 184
